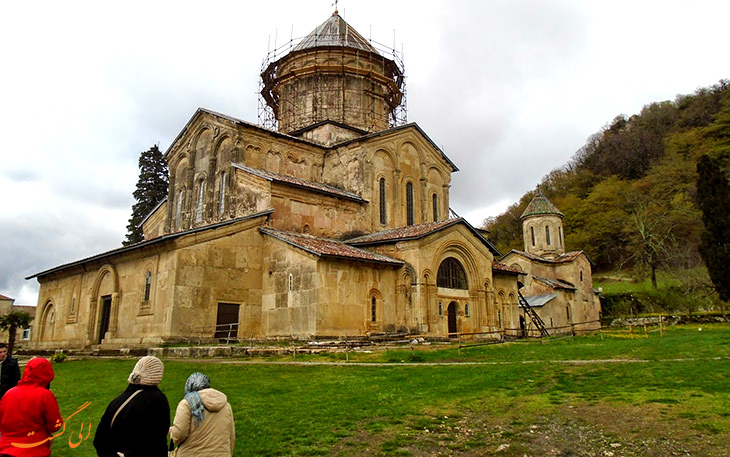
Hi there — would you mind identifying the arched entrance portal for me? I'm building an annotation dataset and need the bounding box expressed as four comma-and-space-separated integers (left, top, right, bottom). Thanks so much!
97, 295, 112, 344
447, 301, 458, 336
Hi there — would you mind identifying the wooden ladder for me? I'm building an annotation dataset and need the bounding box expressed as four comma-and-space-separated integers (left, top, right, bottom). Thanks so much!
518, 291, 550, 337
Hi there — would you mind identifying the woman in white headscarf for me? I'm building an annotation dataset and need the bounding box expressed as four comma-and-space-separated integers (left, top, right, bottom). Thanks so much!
170, 372, 235, 457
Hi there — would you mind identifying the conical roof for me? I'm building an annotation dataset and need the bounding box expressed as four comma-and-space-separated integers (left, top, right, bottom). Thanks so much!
520, 189, 563, 219
293, 12, 380, 54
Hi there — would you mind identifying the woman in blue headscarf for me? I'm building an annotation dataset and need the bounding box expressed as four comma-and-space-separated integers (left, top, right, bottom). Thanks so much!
170, 372, 235, 457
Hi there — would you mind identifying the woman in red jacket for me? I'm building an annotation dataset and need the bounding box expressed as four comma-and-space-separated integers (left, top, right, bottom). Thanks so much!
0, 357, 63, 457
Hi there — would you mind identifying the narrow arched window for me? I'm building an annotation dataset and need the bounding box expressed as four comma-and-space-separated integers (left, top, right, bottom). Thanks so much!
438, 301, 443, 316
289, 273, 294, 292
379, 178, 387, 225
195, 181, 205, 223
546, 225, 551, 246
437, 257, 468, 289
465, 303, 470, 317
580, 270, 584, 283
559, 226, 563, 248
219, 171, 226, 216
144, 270, 152, 301
176, 190, 184, 228
406, 182, 414, 226
432, 193, 438, 222
530, 226, 535, 246
371, 296, 377, 323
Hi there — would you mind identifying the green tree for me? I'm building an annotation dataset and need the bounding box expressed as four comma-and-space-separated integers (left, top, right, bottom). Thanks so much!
696, 154, 730, 301
0, 311, 33, 356
124, 144, 169, 245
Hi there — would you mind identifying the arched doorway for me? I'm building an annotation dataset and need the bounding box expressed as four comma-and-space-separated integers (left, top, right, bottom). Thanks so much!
447, 301, 458, 336
97, 295, 112, 344
40, 302, 55, 342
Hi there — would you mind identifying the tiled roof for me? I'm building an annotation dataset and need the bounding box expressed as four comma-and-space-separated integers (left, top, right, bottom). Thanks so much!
521, 190, 563, 219
492, 262, 524, 275
293, 13, 379, 54
346, 219, 462, 245
503, 249, 584, 265
347, 218, 500, 256
232, 163, 365, 203
0, 294, 13, 301
260, 228, 403, 266
27, 210, 275, 280
533, 275, 576, 290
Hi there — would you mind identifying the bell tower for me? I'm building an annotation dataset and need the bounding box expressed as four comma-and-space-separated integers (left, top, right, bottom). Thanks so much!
260, 11, 405, 134
520, 187, 565, 259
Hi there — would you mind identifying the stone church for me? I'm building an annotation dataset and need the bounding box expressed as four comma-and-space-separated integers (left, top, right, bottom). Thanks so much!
500, 190, 601, 335
27, 11, 598, 349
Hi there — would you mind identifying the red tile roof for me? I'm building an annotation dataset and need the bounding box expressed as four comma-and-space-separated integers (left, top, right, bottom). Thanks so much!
233, 164, 365, 202
492, 262, 524, 275
260, 228, 403, 266
346, 218, 462, 244
0, 294, 13, 301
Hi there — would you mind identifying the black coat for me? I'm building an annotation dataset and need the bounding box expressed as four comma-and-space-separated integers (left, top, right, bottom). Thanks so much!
93, 384, 170, 457
0, 356, 20, 399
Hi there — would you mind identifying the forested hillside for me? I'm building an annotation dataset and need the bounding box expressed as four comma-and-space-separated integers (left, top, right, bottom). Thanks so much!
483, 80, 730, 283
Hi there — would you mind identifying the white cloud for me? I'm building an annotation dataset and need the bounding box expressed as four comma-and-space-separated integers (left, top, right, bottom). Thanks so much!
1, 0, 729, 305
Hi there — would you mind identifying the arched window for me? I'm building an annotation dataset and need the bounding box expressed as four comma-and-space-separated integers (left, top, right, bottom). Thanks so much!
438, 301, 443, 316
219, 171, 226, 216
580, 270, 584, 282
432, 193, 438, 222
195, 181, 205, 223
546, 225, 551, 246
530, 226, 535, 246
379, 178, 387, 225
371, 296, 377, 323
465, 303, 470, 317
406, 182, 414, 226
176, 190, 184, 229
144, 270, 152, 301
289, 273, 294, 292
559, 226, 563, 248
437, 257, 468, 289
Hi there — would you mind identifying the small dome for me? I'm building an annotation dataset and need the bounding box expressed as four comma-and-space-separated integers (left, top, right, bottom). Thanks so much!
520, 189, 563, 219
293, 12, 379, 55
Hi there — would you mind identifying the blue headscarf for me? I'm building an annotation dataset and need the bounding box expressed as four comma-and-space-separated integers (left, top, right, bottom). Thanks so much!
184, 372, 210, 426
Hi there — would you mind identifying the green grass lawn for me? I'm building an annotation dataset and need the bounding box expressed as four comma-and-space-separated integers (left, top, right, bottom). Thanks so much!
42, 324, 730, 456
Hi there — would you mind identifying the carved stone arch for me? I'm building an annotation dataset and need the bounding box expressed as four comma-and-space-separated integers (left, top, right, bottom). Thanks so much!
372, 147, 396, 170
367, 288, 382, 326
169, 151, 190, 173
88, 264, 120, 345
214, 135, 233, 163
434, 241, 480, 289
399, 140, 425, 164
38, 299, 56, 342
191, 125, 214, 153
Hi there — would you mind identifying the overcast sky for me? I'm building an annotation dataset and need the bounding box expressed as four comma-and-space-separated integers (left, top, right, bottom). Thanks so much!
2, 1, 728, 306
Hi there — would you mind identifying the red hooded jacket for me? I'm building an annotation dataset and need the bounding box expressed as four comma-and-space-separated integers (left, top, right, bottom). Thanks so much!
0, 357, 63, 457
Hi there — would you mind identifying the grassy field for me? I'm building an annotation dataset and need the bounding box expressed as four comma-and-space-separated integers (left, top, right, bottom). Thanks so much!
39, 324, 730, 456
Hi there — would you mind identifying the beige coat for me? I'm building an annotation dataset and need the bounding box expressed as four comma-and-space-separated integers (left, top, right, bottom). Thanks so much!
170, 388, 235, 457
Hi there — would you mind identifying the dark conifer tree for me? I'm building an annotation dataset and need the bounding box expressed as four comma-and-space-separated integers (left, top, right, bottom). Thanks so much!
124, 144, 169, 245
696, 154, 730, 301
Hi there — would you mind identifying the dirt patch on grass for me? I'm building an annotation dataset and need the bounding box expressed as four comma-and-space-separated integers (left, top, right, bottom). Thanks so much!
331, 402, 729, 457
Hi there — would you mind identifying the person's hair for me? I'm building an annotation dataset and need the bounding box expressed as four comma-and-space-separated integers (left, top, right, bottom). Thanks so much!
0, 343, 7, 349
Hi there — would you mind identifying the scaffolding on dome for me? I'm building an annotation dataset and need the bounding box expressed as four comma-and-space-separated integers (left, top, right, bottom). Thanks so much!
258, 30, 407, 133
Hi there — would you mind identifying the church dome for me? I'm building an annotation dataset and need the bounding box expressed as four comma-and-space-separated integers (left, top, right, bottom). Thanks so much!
520, 189, 564, 220
292, 12, 379, 54
260, 12, 405, 134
